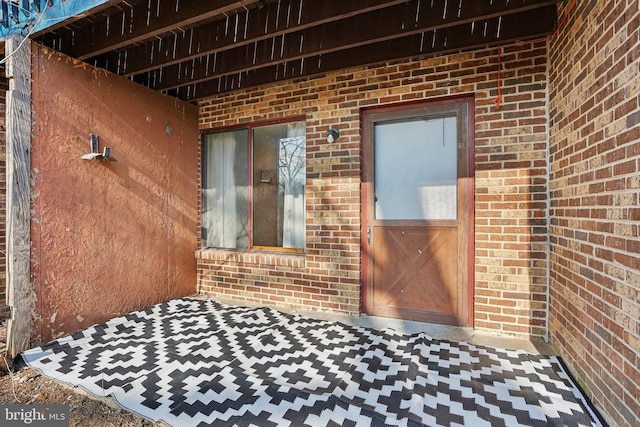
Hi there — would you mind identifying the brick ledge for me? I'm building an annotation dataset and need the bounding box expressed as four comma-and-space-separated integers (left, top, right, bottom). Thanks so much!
196, 249, 305, 268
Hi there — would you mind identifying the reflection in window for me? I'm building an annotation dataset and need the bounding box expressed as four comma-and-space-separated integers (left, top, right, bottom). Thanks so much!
202, 120, 306, 251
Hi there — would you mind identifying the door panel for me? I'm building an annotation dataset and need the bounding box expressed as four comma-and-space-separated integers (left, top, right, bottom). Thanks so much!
363, 98, 473, 326
372, 226, 458, 322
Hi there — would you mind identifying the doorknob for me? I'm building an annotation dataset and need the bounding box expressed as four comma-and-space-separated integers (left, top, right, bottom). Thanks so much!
367, 226, 371, 245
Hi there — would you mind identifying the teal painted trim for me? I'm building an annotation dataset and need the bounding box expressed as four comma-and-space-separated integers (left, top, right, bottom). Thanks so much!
1, 0, 109, 40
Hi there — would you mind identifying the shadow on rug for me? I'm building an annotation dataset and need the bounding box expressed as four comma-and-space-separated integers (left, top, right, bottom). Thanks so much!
22, 298, 605, 427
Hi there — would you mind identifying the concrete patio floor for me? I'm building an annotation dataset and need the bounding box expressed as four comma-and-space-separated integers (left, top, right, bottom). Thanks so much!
218, 297, 556, 356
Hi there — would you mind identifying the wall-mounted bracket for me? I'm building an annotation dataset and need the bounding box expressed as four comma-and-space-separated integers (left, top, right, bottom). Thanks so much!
81, 133, 118, 162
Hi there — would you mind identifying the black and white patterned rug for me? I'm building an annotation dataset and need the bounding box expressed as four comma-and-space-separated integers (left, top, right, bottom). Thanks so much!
22, 298, 603, 426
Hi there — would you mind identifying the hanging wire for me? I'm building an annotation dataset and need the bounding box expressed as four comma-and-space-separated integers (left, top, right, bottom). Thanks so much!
1, 2, 90, 66
0, 6, 46, 65
517, 0, 577, 45
3, 355, 22, 403
494, 45, 502, 110
0, 0, 79, 40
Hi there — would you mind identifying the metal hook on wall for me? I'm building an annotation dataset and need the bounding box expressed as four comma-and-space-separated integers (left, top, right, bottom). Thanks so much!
81, 133, 118, 162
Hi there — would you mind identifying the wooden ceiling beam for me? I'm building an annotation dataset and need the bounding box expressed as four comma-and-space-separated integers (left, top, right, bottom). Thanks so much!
90, 0, 409, 76
39, 0, 262, 60
31, 0, 124, 37
171, 5, 557, 101
148, 1, 558, 92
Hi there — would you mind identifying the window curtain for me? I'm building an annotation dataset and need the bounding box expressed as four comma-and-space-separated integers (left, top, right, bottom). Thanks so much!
281, 122, 306, 249
203, 133, 240, 248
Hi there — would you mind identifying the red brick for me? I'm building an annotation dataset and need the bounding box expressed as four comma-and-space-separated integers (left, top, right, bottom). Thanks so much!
198, 44, 550, 337
548, 0, 640, 425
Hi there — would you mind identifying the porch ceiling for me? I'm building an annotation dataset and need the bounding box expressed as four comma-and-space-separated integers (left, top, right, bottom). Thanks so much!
34, 0, 560, 102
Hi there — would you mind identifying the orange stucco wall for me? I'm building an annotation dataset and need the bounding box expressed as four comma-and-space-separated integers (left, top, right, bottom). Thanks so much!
30, 44, 199, 342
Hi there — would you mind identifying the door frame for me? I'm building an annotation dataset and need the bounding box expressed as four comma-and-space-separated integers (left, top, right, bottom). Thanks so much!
361, 95, 475, 327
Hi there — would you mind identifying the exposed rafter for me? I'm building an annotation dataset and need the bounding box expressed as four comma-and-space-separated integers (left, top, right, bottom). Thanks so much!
171, 6, 558, 100
147, 2, 558, 92
91, 0, 409, 76
33, 0, 560, 102
39, 0, 262, 59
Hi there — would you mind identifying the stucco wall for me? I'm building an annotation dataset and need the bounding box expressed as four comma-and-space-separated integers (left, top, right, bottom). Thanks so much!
197, 43, 550, 339
31, 44, 199, 342
548, 1, 640, 426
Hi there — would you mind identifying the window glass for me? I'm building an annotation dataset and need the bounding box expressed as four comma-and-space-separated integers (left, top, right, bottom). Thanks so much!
202, 130, 249, 249
252, 122, 306, 249
374, 115, 457, 220
202, 120, 306, 251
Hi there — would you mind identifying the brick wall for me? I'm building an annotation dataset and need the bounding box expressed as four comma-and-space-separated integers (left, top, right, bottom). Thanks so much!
548, 1, 640, 426
0, 74, 7, 318
198, 43, 550, 339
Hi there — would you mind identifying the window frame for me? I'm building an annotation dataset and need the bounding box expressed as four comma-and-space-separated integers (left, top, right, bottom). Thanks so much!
200, 116, 307, 254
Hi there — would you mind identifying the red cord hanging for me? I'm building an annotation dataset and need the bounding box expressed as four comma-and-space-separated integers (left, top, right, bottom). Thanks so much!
518, 0, 577, 45
494, 45, 503, 110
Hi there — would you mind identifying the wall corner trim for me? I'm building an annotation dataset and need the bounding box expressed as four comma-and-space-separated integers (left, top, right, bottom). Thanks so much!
5, 34, 33, 359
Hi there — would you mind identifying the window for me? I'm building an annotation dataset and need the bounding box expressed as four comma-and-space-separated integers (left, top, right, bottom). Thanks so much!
202, 120, 306, 252
374, 115, 458, 220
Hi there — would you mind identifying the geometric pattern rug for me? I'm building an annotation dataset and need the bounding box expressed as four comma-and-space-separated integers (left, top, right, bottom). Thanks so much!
21, 298, 605, 427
